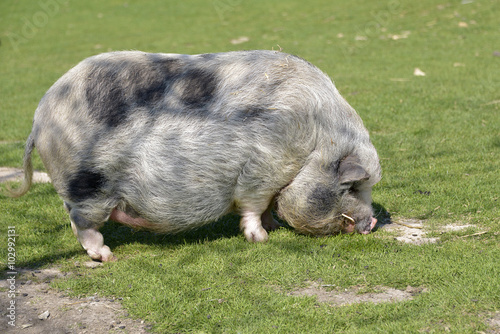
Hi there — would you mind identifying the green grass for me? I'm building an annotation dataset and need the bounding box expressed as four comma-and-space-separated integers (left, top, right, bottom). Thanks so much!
1, 0, 499, 333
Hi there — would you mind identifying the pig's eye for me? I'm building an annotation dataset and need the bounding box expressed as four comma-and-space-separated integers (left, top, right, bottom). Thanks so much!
342, 185, 355, 194
349, 182, 363, 193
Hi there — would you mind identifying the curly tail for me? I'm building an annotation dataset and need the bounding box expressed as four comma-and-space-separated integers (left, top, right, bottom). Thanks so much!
6, 133, 35, 197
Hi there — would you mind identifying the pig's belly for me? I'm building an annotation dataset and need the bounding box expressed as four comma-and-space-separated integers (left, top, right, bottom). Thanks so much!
109, 209, 156, 230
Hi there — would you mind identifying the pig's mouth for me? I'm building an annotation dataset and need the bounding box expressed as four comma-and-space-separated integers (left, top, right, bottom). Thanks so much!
341, 214, 377, 234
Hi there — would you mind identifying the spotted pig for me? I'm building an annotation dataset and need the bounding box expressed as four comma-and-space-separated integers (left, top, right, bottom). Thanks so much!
10, 50, 381, 261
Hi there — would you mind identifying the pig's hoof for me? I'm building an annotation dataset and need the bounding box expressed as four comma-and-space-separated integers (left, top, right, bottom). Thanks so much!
244, 226, 269, 243
240, 211, 269, 242
87, 245, 115, 262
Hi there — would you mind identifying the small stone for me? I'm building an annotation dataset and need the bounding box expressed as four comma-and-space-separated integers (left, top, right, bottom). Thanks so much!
230, 36, 249, 45
84, 261, 103, 268
413, 68, 426, 76
38, 310, 50, 320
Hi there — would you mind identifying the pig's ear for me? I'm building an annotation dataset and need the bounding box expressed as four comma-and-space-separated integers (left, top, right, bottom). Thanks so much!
338, 155, 370, 185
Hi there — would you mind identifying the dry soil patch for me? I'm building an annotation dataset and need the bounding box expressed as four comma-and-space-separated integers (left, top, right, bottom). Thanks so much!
288, 281, 425, 306
378, 219, 481, 245
0, 167, 50, 184
485, 311, 500, 334
382, 219, 439, 245
0, 268, 151, 334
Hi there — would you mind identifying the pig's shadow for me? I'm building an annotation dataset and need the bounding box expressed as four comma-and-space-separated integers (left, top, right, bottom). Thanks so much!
372, 202, 393, 230
100, 213, 244, 249
101, 202, 393, 250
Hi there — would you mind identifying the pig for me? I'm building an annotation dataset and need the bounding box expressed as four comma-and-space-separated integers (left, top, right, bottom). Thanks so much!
10, 50, 381, 261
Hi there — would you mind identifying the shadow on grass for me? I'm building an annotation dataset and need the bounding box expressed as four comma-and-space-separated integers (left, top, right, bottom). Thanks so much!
372, 202, 393, 231
1, 250, 84, 280
101, 202, 393, 250
100, 213, 244, 250
7, 218, 243, 272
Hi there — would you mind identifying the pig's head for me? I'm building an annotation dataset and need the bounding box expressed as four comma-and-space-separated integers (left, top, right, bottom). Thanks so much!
276, 154, 380, 236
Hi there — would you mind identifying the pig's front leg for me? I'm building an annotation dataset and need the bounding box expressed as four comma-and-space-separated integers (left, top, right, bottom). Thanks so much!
241, 211, 268, 242
240, 202, 281, 242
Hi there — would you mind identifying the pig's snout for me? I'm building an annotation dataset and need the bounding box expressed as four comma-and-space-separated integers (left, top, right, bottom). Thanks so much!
359, 217, 377, 235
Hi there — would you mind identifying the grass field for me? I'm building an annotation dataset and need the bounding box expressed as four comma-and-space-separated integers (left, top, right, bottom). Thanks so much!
1, 0, 499, 333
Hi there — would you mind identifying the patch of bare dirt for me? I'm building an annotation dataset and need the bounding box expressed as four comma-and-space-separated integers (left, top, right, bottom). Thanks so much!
377, 219, 482, 245
485, 311, 500, 334
0, 167, 50, 184
0, 268, 152, 334
380, 219, 439, 245
287, 281, 426, 306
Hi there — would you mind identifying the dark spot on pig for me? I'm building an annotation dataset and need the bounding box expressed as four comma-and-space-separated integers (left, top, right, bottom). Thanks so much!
147, 55, 183, 77
337, 126, 358, 142
85, 62, 129, 127
308, 185, 339, 214
68, 169, 106, 201
134, 77, 167, 108
57, 83, 72, 98
180, 68, 217, 109
133, 57, 183, 108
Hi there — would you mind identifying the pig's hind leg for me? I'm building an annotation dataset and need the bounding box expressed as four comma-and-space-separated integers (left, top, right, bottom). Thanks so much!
64, 202, 115, 262
261, 202, 281, 232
